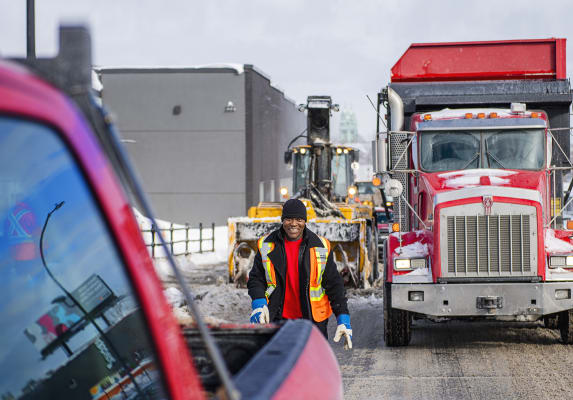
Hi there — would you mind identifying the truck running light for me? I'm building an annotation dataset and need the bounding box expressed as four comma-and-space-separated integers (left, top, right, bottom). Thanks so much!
489, 112, 498, 118
372, 176, 382, 186
424, 114, 432, 120
300, 148, 307, 154
465, 113, 473, 119
531, 112, 539, 118
477, 112, 485, 119
392, 223, 400, 232
336, 147, 343, 154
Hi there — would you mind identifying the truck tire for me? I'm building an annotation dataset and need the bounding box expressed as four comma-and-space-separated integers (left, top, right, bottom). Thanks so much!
384, 282, 411, 346
559, 309, 573, 343
544, 314, 559, 330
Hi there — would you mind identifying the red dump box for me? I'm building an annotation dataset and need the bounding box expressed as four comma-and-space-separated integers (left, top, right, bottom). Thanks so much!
391, 38, 566, 82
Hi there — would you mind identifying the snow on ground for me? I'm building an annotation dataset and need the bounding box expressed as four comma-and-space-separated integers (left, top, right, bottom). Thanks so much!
134, 213, 382, 325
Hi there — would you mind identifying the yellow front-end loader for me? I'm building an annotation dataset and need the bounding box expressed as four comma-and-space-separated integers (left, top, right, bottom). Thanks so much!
228, 96, 379, 287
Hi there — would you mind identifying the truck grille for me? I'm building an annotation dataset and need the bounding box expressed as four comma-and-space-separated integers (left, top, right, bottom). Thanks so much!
440, 204, 537, 278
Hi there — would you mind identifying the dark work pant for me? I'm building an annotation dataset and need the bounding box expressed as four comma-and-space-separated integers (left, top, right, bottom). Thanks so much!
313, 318, 328, 340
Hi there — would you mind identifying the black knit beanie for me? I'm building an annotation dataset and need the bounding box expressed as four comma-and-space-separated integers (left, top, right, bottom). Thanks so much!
282, 198, 307, 221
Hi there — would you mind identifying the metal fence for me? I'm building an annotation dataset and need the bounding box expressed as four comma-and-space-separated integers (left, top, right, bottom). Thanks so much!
141, 222, 215, 258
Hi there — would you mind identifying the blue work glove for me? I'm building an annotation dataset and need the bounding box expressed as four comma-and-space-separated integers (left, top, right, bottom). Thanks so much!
250, 298, 269, 324
334, 314, 352, 350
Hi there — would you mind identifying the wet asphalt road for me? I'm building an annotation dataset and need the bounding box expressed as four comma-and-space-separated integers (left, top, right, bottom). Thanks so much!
329, 292, 573, 400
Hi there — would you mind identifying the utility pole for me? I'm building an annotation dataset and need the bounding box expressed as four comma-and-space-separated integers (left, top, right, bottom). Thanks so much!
27, 0, 36, 59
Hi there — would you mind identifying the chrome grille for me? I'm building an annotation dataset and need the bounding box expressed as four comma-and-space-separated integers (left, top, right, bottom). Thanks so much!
440, 203, 537, 278
390, 132, 409, 231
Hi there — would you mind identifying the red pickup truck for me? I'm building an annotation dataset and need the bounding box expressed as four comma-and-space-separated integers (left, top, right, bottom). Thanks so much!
0, 26, 342, 400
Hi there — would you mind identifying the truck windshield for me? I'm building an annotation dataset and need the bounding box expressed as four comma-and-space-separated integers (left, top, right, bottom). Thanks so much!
420, 128, 545, 172
0, 117, 166, 399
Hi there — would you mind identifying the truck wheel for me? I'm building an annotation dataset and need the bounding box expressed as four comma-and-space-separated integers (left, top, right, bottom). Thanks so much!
544, 314, 559, 330
384, 283, 411, 346
559, 309, 573, 343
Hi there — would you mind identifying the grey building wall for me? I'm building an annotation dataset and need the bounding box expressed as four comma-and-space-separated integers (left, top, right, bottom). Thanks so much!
245, 66, 305, 207
99, 68, 245, 225
98, 66, 304, 225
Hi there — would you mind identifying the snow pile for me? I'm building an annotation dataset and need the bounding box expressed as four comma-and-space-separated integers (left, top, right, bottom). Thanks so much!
395, 241, 429, 257
545, 229, 573, 252
188, 226, 228, 266
163, 283, 252, 325
347, 292, 383, 308
439, 169, 515, 188
438, 169, 516, 179
164, 286, 186, 307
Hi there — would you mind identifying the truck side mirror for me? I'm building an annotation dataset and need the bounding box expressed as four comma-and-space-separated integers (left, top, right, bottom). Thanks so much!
284, 151, 292, 165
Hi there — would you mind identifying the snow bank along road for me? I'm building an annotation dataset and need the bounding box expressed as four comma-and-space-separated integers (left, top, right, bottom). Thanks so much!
160, 258, 573, 400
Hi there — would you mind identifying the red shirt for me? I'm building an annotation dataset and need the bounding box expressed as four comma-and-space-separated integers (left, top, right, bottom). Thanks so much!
282, 237, 303, 319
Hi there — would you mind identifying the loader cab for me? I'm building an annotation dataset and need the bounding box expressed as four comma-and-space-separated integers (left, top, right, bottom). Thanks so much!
287, 145, 358, 201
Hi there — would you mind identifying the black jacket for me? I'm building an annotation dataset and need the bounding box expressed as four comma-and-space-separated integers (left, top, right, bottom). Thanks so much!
247, 226, 349, 322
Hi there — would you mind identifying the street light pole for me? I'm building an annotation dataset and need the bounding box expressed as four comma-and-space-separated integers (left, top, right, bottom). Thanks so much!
27, 0, 36, 59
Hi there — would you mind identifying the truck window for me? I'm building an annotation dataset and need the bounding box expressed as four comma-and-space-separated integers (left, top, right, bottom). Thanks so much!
420, 131, 480, 172
293, 151, 311, 195
0, 117, 166, 399
332, 153, 349, 198
484, 129, 544, 169
420, 129, 544, 172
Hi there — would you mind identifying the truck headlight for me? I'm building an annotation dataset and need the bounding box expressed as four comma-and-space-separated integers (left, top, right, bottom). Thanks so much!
395, 259, 410, 270
549, 255, 573, 268
555, 289, 571, 300
394, 258, 427, 271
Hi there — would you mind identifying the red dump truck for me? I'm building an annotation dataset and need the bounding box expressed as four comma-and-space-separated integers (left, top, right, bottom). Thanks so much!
0, 27, 342, 399
373, 39, 573, 346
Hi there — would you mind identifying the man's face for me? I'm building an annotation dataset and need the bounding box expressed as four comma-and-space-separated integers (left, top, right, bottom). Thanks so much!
282, 217, 305, 241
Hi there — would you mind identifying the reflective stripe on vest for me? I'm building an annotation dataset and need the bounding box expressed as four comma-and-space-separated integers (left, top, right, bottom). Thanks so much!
310, 236, 330, 302
257, 235, 276, 300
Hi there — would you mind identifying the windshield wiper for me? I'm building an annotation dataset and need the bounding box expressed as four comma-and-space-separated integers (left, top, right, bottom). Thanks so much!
485, 140, 506, 169
461, 152, 480, 170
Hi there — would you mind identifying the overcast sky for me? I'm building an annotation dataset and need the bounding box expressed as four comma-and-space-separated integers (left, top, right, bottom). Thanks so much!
2, 0, 573, 141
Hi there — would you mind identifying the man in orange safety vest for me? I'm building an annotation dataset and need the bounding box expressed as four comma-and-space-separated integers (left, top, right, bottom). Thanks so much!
247, 198, 352, 349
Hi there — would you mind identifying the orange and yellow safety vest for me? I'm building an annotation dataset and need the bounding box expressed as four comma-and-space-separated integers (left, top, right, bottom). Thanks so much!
257, 235, 333, 322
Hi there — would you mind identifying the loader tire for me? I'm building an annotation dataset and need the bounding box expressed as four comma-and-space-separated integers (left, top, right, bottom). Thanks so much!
384, 283, 411, 346
544, 313, 559, 330
559, 309, 573, 343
